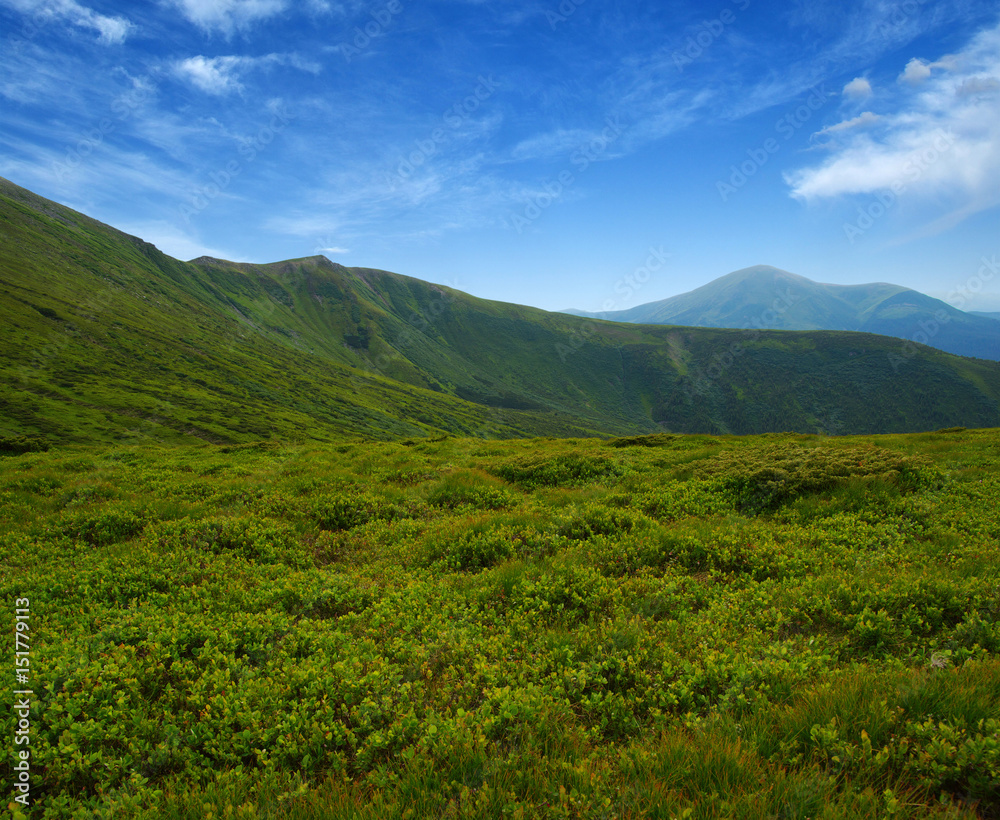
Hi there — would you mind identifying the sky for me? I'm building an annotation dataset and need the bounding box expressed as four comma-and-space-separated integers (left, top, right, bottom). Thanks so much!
2, 0, 999, 314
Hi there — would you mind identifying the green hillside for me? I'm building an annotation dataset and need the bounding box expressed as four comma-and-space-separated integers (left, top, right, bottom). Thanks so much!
3, 178, 1000, 443
0, 179, 602, 444
571, 265, 1000, 361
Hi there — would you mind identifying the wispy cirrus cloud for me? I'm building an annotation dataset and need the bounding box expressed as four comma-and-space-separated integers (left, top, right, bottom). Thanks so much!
115, 220, 249, 262
509, 128, 597, 162
173, 53, 320, 95
720, 0, 975, 121
164, 0, 288, 36
1, 0, 133, 43
174, 56, 250, 95
815, 110, 881, 137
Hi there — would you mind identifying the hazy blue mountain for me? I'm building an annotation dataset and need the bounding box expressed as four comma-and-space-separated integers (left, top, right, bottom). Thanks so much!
566, 265, 1000, 361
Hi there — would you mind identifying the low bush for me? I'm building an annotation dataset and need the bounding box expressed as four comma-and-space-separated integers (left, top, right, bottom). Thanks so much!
309, 491, 402, 531
426, 470, 517, 510
58, 505, 146, 546
489, 451, 624, 488
695, 443, 941, 513
152, 515, 306, 565
0, 434, 49, 455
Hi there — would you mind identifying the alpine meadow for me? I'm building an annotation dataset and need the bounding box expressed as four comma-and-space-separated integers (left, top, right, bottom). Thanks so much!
7, 0, 1000, 813
2, 169, 1000, 820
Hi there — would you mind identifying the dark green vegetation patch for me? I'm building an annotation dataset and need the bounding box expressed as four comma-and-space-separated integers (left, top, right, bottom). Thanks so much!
694, 442, 941, 513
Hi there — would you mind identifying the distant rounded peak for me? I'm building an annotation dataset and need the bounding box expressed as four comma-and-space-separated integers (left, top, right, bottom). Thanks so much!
725, 264, 807, 281
191, 254, 349, 269
297, 254, 343, 266
188, 255, 233, 266
263, 254, 343, 268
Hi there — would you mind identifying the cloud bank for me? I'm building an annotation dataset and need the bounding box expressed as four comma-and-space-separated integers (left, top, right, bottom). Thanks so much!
786, 22, 1000, 226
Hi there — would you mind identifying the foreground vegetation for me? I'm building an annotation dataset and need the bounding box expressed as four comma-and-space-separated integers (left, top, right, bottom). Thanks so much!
2, 428, 998, 818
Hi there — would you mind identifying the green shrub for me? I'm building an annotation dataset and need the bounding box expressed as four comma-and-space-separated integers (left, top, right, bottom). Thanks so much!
426, 470, 517, 510
557, 503, 649, 541
153, 515, 303, 564
607, 433, 678, 448
696, 443, 941, 513
426, 521, 516, 571
310, 491, 401, 531
511, 563, 620, 623
489, 451, 624, 488
59, 506, 146, 546
3, 433, 1000, 819
0, 435, 49, 455
628, 481, 732, 521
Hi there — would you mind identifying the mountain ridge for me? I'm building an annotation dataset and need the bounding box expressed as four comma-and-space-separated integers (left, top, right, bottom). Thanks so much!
566, 264, 1000, 361
4, 177, 1000, 444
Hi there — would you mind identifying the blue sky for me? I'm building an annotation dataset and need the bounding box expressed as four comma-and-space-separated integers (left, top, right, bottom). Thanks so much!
2, 0, 999, 313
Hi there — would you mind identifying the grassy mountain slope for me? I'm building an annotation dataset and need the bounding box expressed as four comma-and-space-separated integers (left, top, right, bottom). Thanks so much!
3, 178, 1000, 443
571, 265, 1000, 361
0, 179, 598, 444
184, 256, 1000, 436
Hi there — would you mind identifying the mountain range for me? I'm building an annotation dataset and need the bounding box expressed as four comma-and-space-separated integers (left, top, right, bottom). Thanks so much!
3, 176, 1000, 445
565, 265, 1000, 361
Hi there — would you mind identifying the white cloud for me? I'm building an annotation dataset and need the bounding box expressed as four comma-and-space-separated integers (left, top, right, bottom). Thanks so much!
509, 129, 594, 162
1, 0, 133, 44
816, 111, 881, 136
87, 11, 130, 44
174, 56, 250, 95
166, 0, 287, 35
264, 213, 344, 238
957, 77, 1000, 97
786, 21, 1000, 229
319, 246, 350, 254
843, 77, 872, 100
173, 53, 318, 96
898, 55, 957, 86
899, 57, 932, 85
